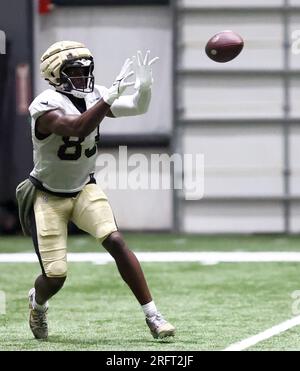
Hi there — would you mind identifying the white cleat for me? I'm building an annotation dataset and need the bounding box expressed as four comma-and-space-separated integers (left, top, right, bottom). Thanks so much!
146, 312, 176, 339
28, 288, 48, 340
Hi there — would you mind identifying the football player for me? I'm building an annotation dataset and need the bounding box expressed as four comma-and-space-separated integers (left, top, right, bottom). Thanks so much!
24, 41, 175, 340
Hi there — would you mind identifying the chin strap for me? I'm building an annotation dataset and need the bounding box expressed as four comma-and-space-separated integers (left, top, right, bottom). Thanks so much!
55, 87, 89, 99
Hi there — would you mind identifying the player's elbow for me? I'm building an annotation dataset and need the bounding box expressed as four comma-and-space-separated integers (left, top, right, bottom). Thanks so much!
127, 105, 149, 117
55, 122, 89, 138
75, 126, 89, 137
135, 99, 150, 116
136, 90, 151, 115
138, 104, 149, 115
70, 119, 91, 137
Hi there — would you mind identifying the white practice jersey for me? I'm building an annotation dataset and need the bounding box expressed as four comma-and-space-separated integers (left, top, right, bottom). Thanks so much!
29, 85, 108, 193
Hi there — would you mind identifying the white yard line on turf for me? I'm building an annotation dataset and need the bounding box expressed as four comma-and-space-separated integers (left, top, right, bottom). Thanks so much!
2, 252, 300, 264
224, 315, 300, 351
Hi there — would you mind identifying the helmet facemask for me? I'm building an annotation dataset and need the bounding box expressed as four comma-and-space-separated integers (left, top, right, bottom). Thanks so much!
58, 58, 95, 98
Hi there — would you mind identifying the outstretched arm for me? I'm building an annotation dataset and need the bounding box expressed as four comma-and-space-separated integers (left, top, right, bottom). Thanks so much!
108, 89, 151, 117
108, 51, 159, 118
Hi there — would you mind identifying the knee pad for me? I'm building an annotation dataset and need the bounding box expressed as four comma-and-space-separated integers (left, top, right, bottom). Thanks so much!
46, 260, 67, 278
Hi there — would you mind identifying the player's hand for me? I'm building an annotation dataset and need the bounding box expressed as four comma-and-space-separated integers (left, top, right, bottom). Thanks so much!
132, 50, 159, 91
103, 58, 135, 105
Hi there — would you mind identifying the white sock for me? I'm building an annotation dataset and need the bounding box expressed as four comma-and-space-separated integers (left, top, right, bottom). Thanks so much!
32, 291, 48, 312
142, 301, 158, 318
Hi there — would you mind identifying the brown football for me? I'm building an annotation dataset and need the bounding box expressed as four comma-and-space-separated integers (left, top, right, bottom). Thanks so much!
205, 30, 244, 63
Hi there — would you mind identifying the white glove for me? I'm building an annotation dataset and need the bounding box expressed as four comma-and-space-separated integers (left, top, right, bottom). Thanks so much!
102, 58, 135, 105
132, 50, 159, 91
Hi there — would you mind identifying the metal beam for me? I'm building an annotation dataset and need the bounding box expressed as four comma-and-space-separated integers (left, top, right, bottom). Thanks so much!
180, 196, 300, 203
97, 134, 171, 148
171, 0, 182, 233
179, 6, 300, 13
178, 69, 300, 78
179, 118, 300, 126
283, 0, 291, 233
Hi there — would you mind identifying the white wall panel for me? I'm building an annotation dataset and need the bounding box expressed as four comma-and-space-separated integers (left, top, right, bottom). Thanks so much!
289, 15, 300, 70
181, 13, 283, 70
291, 202, 300, 233
183, 126, 283, 197
178, 2, 300, 234
290, 79, 300, 118
290, 126, 300, 196
181, 76, 283, 119
290, 16, 300, 70
95, 148, 172, 230
290, 0, 300, 7
183, 201, 284, 233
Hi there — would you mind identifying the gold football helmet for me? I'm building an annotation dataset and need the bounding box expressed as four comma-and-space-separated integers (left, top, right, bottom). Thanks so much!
40, 41, 95, 98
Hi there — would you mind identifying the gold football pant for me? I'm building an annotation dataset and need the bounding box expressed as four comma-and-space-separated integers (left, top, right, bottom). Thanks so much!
31, 184, 117, 278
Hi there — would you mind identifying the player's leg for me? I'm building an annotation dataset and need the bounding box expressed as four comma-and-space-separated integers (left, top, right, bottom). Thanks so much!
102, 231, 152, 305
102, 231, 175, 338
30, 209, 67, 306
28, 191, 71, 339
72, 184, 151, 303
72, 184, 175, 339
33, 275, 66, 307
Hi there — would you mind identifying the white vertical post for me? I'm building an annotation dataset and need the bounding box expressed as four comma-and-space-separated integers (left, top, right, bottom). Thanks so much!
0, 30, 6, 54
0, 291, 6, 315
